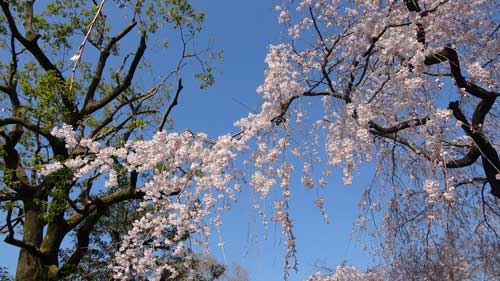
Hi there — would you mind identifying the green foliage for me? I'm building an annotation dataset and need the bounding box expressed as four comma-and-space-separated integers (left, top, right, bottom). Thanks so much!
1, 169, 22, 191
140, 0, 205, 31
19, 70, 75, 126
43, 169, 73, 223
195, 71, 215, 90
42, 0, 102, 51
127, 118, 147, 130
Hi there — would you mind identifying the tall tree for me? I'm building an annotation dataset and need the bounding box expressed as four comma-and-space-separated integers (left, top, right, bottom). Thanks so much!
0, 0, 215, 280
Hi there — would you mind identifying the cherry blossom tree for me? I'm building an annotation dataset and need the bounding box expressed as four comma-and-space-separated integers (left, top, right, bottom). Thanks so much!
31, 0, 500, 280
244, 0, 500, 279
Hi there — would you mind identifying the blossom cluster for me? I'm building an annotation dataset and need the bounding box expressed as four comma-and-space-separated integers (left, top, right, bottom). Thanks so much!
307, 265, 382, 281
42, 126, 247, 280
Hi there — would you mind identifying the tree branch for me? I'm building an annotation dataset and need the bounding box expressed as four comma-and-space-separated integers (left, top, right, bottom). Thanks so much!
58, 212, 103, 277
449, 101, 500, 198
0, 1, 79, 123
88, 89, 155, 139
82, 33, 147, 115
0, 117, 54, 141
404, 0, 421, 12
65, 188, 144, 231
369, 116, 430, 134
82, 20, 137, 111
4, 208, 44, 258
0, 2, 60, 76
159, 78, 183, 131
424, 46, 498, 99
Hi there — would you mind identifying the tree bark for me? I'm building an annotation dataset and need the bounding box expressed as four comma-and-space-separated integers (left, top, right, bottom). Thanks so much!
16, 251, 47, 281
15, 201, 47, 281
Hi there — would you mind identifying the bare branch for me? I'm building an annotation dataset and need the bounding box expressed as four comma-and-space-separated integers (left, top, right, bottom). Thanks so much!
4, 208, 43, 257
369, 117, 430, 134
82, 20, 138, 110
159, 78, 183, 131
82, 33, 147, 115
88, 89, 154, 139
95, 110, 157, 141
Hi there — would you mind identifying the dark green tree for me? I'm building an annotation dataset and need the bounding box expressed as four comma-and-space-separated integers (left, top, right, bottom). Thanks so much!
0, 1, 216, 280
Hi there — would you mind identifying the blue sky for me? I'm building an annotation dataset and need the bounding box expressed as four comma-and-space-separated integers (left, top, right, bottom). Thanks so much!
0, 1, 375, 279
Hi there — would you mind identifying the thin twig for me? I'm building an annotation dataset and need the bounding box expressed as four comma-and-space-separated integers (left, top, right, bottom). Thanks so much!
69, 0, 106, 91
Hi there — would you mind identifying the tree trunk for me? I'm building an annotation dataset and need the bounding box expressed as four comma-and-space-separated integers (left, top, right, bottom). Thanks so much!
15, 201, 48, 281
15, 250, 47, 281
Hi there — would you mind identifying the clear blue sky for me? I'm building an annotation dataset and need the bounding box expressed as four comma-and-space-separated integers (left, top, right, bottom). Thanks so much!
0, 1, 374, 279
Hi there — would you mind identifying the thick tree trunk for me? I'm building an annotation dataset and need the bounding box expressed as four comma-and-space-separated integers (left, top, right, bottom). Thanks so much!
15, 250, 47, 281
15, 201, 47, 281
